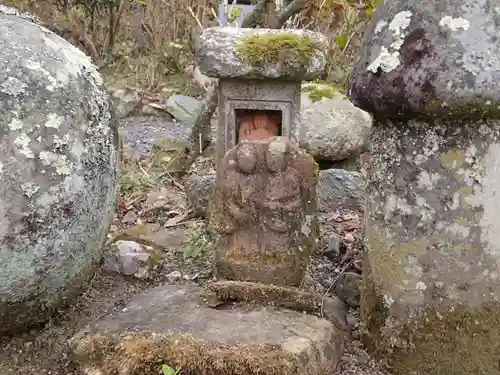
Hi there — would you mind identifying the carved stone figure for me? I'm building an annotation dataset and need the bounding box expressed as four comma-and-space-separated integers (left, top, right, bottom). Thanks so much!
209, 136, 319, 286
237, 110, 281, 142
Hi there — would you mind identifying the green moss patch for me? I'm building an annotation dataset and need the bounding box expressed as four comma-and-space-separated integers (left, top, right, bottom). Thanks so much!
301, 83, 348, 102
236, 33, 321, 68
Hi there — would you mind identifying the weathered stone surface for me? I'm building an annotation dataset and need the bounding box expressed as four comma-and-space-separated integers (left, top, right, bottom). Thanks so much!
70, 284, 343, 375
348, 0, 500, 121
300, 85, 372, 161
186, 168, 365, 218
317, 169, 365, 214
196, 27, 328, 80
335, 272, 361, 308
185, 173, 217, 217
349, 3, 500, 373
209, 137, 319, 286
360, 119, 500, 374
164, 94, 203, 124
0, 11, 119, 334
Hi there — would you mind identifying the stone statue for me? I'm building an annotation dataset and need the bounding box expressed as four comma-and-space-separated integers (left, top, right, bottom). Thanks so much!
210, 136, 319, 286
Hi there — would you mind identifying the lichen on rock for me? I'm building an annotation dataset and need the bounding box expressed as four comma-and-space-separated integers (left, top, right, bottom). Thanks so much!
0, 10, 119, 334
348, 0, 500, 373
348, 0, 500, 121
359, 118, 500, 374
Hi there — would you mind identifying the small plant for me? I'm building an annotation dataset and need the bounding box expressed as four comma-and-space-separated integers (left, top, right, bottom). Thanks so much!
162, 364, 182, 375
182, 222, 213, 260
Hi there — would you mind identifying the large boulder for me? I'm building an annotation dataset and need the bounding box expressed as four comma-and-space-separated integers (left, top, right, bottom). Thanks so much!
0, 9, 119, 335
349, 0, 500, 374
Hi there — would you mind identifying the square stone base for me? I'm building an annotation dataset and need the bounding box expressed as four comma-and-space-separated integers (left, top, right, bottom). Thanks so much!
69, 284, 344, 375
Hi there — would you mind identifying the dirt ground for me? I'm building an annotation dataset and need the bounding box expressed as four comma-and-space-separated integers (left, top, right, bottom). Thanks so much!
0, 117, 391, 375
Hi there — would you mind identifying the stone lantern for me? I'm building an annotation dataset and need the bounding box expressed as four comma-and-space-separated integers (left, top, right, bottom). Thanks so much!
195, 27, 328, 168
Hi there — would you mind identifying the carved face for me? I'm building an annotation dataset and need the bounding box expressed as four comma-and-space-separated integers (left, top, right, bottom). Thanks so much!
266, 138, 289, 173
237, 112, 280, 142
235, 142, 258, 174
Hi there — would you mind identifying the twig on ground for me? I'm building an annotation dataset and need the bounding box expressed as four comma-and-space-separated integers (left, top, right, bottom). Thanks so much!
320, 260, 352, 319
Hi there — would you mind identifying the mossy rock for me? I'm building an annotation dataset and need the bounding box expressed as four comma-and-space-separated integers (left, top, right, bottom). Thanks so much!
196, 27, 328, 80
235, 33, 321, 69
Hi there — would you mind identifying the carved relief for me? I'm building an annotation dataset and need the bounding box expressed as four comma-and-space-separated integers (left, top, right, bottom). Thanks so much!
210, 136, 319, 286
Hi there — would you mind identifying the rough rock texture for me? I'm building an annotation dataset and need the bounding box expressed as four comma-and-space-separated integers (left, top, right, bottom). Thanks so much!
348, 0, 500, 121
209, 137, 319, 286
0, 11, 119, 335
317, 169, 365, 214
164, 94, 203, 124
300, 88, 372, 161
70, 284, 344, 375
349, 1, 500, 373
186, 168, 365, 218
362, 119, 500, 375
196, 27, 328, 80
184, 174, 217, 217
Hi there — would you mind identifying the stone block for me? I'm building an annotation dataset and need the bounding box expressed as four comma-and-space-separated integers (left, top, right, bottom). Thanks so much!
216, 79, 301, 168
69, 284, 344, 375
196, 27, 327, 80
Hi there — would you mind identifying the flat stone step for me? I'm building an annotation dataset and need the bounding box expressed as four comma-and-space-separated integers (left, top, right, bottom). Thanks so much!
69, 283, 345, 375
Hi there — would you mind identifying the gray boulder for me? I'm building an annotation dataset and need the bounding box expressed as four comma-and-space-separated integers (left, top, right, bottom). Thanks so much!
0, 10, 119, 334
300, 84, 372, 162
317, 169, 366, 213
164, 94, 204, 124
348, 0, 500, 120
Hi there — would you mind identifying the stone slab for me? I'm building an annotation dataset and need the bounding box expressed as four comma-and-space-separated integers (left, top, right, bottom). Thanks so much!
70, 284, 343, 375
196, 27, 327, 80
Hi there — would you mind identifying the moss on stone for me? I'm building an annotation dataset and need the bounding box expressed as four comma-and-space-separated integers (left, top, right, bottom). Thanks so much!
206, 280, 349, 332
424, 96, 500, 122
301, 83, 346, 102
362, 229, 500, 375
389, 303, 500, 375
236, 33, 321, 69
72, 331, 298, 375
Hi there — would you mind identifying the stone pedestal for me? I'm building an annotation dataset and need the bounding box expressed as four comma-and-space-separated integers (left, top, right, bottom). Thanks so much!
348, 0, 500, 374
70, 284, 345, 375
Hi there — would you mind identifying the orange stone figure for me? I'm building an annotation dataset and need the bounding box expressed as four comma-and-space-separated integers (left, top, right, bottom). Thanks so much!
237, 111, 280, 142
209, 136, 320, 286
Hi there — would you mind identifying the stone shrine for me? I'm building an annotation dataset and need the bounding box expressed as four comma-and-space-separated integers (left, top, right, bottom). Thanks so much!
348, 1, 500, 374
70, 27, 348, 375
195, 26, 328, 168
